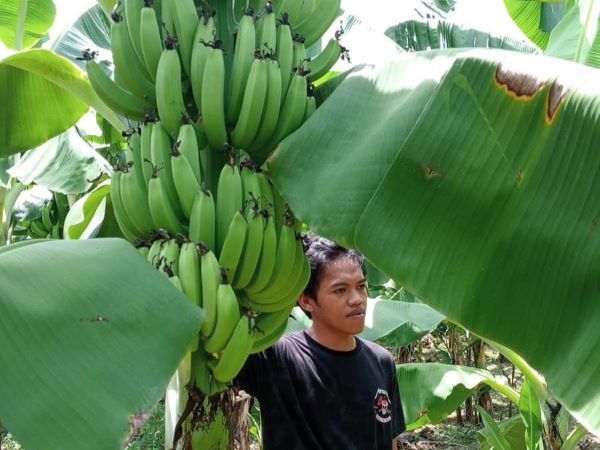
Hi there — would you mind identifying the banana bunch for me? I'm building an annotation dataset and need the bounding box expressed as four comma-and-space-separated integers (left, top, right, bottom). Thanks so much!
91, 0, 345, 397
86, 0, 344, 159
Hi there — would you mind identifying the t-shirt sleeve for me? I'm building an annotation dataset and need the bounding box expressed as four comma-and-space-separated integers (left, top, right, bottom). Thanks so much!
390, 360, 406, 437
233, 346, 280, 399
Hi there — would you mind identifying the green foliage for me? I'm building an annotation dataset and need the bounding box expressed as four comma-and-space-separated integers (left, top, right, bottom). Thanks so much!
0, 239, 203, 450
0, 0, 56, 50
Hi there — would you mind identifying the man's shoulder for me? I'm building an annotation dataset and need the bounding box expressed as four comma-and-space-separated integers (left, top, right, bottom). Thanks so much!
357, 336, 394, 362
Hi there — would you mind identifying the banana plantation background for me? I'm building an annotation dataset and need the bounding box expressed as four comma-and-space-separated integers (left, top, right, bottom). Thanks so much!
1, 0, 600, 449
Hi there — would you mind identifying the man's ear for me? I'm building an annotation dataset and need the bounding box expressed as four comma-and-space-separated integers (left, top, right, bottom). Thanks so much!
298, 292, 315, 313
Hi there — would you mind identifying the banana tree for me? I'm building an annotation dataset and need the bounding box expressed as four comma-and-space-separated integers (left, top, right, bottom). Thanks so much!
4, 0, 600, 449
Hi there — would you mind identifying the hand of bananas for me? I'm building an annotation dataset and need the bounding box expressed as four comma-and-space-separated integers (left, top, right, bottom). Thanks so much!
87, 0, 344, 394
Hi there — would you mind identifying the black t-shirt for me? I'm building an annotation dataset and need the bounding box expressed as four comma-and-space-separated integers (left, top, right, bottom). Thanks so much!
235, 331, 406, 450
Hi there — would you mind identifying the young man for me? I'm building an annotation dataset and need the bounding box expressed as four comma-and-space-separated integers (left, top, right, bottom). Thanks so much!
235, 235, 406, 449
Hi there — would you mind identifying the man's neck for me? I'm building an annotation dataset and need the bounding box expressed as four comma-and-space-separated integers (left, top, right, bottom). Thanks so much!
307, 327, 356, 352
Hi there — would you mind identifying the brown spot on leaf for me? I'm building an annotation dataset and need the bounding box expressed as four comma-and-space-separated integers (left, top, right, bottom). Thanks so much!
122, 411, 153, 448
547, 79, 569, 123
495, 63, 546, 98
517, 170, 524, 184
421, 164, 442, 181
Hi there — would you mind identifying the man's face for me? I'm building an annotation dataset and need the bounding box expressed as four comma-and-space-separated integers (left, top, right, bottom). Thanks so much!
302, 257, 368, 337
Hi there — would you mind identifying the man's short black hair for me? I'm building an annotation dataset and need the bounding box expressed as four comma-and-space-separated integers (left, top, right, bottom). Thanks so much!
301, 233, 366, 301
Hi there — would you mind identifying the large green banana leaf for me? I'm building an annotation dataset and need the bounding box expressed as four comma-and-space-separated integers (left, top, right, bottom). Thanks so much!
0, 0, 56, 50
396, 363, 518, 429
51, 4, 111, 70
0, 239, 202, 450
7, 127, 111, 194
504, 0, 567, 49
0, 49, 124, 156
386, 19, 537, 53
545, 0, 600, 67
286, 298, 445, 347
268, 48, 600, 434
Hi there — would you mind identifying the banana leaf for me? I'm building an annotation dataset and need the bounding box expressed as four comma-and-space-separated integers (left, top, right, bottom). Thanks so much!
478, 415, 528, 450
396, 363, 518, 429
10, 184, 52, 222
62, 181, 114, 239
0, 239, 202, 450
0, 0, 56, 50
7, 127, 111, 195
0, 49, 124, 156
477, 406, 513, 450
268, 47, 600, 434
286, 298, 445, 347
51, 4, 112, 70
504, 0, 567, 49
0, 155, 20, 188
545, 0, 600, 67
386, 19, 537, 53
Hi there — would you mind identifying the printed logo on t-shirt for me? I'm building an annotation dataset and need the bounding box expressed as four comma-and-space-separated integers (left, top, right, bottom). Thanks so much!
373, 388, 392, 423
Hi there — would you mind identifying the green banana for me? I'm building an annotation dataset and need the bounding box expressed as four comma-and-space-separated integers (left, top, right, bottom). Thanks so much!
150, 122, 185, 219
110, 170, 143, 241
216, 162, 243, 252
250, 318, 287, 353
29, 219, 50, 239
259, 68, 308, 158
178, 242, 203, 307
296, 0, 316, 26
226, 9, 256, 125
246, 221, 297, 298
293, 0, 341, 47
147, 175, 185, 235
234, 205, 264, 289
256, 170, 275, 212
140, 121, 154, 185
244, 213, 276, 292
255, 2, 276, 52
231, 57, 268, 149
253, 306, 293, 340
304, 92, 316, 120
275, 0, 303, 25
41, 201, 53, 231
307, 37, 341, 81
137, 244, 150, 259
189, 189, 216, 251
171, 148, 200, 219
123, 0, 144, 61
190, 11, 216, 116
271, 185, 285, 238
275, 17, 294, 104
147, 238, 163, 268
119, 168, 156, 237
200, 247, 220, 337
177, 123, 202, 184
292, 36, 307, 73
211, 314, 254, 382
240, 164, 262, 206
192, 348, 224, 396
247, 57, 282, 152
171, 0, 199, 78
158, 237, 181, 276
85, 59, 148, 121
218, 209, 248, 284
126, 131, 146, 194
110, 13, 156, 102
155, 42, 188, 136
204, 281, 242, 354
139, 3, 164, 81
168, 274, 183, 290
201, 44, 229, 150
